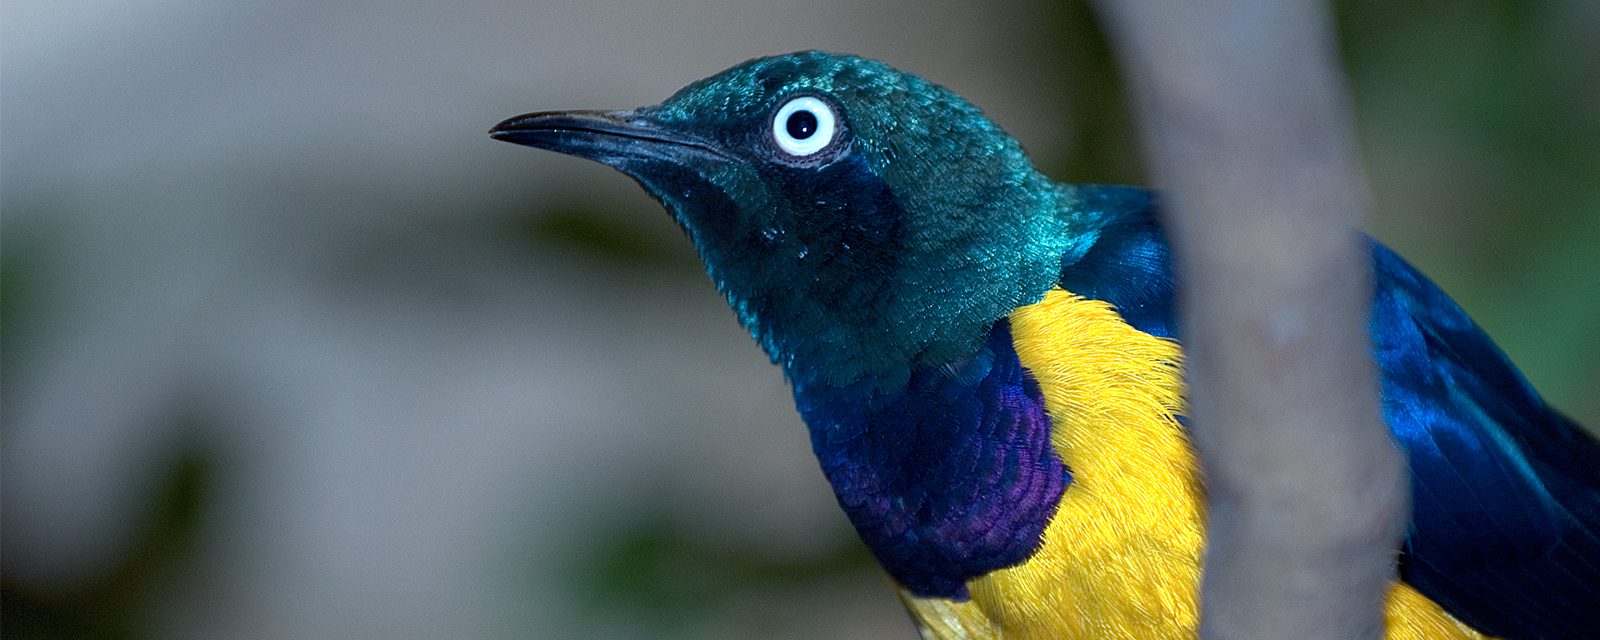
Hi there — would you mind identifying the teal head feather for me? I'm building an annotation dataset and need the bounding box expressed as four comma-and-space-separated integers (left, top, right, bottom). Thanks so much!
492, 51, 1088, 390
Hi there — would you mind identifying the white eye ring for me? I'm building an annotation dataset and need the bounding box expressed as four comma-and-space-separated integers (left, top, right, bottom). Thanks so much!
771, 96, 837, 157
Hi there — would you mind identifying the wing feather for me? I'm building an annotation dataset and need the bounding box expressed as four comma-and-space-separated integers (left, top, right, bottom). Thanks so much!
1064, 185, 1600, 639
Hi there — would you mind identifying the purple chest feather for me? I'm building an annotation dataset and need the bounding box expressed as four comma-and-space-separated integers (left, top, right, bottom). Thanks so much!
792, 319, 1067, 599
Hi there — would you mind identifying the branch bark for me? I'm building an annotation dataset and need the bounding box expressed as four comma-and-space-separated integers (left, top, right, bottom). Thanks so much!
1093, 2, 1409, 639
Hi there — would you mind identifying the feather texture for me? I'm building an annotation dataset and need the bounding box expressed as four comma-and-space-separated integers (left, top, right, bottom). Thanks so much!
494, 52, 1597, 640
1045, 185, 1600, 639
901, 289, 1484, 640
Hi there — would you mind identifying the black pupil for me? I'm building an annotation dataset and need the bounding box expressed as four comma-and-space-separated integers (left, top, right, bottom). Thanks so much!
786, 110, 819, 140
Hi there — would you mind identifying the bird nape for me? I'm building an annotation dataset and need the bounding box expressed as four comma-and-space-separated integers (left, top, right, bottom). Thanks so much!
490, 51, 1599, 640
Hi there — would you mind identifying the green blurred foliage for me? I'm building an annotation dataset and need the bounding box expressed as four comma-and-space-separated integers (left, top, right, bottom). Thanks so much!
555, 513, 880, 638
3, 443, 213, 640
1336, 0, 1600, 423
1033, 0, 1144, 184
509, 204, 702, 271
1, 212, 51, 402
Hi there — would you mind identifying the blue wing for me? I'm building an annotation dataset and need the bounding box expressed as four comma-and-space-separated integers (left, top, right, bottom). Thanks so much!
1371, 243, 1600, 639
1062, 185, 1600, 640
1059, 185, 1177, 339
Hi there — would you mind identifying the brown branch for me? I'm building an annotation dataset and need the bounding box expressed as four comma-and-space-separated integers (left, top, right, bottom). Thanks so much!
1092, 1, 1410, 638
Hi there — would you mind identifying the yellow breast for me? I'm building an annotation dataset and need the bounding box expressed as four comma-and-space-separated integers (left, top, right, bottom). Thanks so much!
900, 289, 1486, 640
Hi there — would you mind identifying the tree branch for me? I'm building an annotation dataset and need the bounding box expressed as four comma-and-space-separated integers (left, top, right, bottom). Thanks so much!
1093, 1, 1409, 638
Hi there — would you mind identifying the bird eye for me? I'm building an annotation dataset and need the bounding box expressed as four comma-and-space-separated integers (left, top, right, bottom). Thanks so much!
771, 96, 837, 157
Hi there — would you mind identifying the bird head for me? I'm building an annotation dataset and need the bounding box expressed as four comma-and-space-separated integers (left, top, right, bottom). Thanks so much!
492, 51, 1078, 390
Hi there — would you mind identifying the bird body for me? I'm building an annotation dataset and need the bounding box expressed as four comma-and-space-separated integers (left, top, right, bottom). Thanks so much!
492, 51, 1599, 639
900, 287, 1481, 639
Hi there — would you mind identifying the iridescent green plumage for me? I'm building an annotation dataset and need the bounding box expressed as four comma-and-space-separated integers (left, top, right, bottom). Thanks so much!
502, 52, 1092, 389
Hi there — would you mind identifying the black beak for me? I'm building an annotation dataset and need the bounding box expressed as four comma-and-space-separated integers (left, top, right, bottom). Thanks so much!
489, 110, 729, 164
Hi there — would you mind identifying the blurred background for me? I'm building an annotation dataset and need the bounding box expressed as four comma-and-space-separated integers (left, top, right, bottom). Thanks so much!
3, 0, 1596, 638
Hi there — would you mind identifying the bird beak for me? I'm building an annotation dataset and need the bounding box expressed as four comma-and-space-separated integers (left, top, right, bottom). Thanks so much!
489, 110, 730, 164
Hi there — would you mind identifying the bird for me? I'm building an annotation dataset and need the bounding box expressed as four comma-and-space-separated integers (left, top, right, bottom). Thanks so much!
489, 51, 1599, 639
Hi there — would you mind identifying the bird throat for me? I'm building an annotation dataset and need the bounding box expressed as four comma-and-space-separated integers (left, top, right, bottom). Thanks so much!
791, 319, 1067, 599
